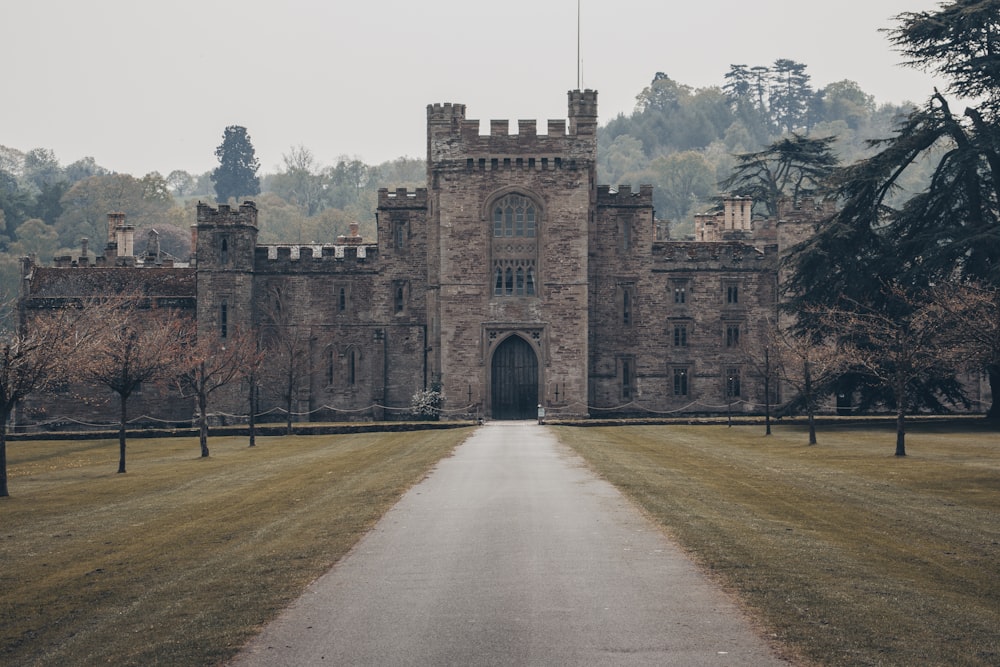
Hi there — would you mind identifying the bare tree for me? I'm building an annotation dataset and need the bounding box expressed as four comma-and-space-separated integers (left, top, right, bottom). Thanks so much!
82, 295, 192, 473
176, 327, 261, 457
739, 320, 782, 435
774, 319, 846, 445
0, 306, 88, 497
825, 285, 960, 456
936, 282, 1000, 420
259, 287, 310, 435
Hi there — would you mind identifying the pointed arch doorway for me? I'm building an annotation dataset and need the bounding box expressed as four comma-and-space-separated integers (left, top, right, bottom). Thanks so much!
490, 335, 539, 420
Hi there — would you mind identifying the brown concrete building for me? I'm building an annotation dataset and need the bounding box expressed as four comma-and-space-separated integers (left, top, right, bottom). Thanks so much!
19, 90, 820, 426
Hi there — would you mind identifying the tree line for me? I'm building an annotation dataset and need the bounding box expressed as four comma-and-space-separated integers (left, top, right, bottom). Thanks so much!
732, 1, 1000, 452
0, 135, 424, 321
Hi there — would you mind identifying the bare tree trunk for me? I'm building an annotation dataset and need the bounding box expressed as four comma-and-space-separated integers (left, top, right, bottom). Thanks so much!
987, 364, 1000, 421
764, 349, 772, 436
896, 406, 907, 456
804, 360, 817, 445
0, 414, 9, 498
118, 393, 128, 474
199, 389, 209, 458
895, 374, 907, 457
248, 378, 256, 448
285, 392, 293, 436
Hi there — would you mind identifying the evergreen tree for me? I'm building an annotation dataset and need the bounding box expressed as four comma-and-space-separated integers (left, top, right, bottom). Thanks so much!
785, 0, 1000, 416
720, 133, 838, 218
211, 126, 260, 204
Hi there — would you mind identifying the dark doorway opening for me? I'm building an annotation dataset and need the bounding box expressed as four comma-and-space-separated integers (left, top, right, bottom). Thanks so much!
491, 335, 538, 420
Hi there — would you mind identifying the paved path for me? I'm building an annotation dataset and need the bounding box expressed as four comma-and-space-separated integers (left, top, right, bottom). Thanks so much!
231, 422, 791, 666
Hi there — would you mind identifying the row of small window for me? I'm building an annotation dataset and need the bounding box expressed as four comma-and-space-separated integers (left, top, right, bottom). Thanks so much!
494, 265, 537, 297
619, 283, 741, 326
672, 324, 742, 347
671, 282, 740, 305
620, 362, 741, 399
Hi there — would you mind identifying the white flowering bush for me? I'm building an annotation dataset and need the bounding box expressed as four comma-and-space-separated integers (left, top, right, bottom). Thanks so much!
410, 387, 444, 419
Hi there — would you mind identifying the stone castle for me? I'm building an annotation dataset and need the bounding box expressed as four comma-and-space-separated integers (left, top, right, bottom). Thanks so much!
18, 90, 826, 426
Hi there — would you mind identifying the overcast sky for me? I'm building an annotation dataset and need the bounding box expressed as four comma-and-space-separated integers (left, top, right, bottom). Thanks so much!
1, 0, 945, 177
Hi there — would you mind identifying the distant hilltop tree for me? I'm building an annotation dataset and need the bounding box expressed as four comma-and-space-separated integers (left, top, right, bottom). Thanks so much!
212, 125, 260, 204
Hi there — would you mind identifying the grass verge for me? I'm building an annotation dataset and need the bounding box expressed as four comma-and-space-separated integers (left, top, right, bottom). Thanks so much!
553, 423, 1000, 667
0, 429, 471, 666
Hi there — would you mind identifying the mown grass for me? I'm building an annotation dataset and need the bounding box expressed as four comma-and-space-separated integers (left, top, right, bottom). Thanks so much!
554, 423, 1000, 667
0, 429, 471, 666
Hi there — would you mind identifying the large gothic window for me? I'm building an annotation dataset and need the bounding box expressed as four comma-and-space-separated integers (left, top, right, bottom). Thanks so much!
491, 193, 539, 298
493, 194, 536, 238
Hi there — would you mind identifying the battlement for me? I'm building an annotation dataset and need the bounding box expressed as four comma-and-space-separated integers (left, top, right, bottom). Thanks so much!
653, 240, 772, 266
254, 243, 378, 271
378, 187, 429, 209
777, 196, 837, 221
427, 103, 467, 125
427, 91, 599, 165
596, 184, 654, 206
196, 200, 259, 227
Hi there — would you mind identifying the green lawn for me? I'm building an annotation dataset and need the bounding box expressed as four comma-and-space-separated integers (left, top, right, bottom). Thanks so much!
0, 430, 470, 666
554, 422, 1000, 667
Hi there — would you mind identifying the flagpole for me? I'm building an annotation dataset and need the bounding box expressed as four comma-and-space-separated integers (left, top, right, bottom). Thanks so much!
577, 0, 581, 90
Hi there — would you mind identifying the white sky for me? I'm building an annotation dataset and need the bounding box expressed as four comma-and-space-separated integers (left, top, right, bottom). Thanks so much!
1, 0, 945, 177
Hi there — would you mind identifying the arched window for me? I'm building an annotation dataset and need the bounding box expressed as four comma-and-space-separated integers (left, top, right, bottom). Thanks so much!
493, 194, 536, 238
220, 237, 229, 264
491, 193, 539, 298
326, 347, 335, 386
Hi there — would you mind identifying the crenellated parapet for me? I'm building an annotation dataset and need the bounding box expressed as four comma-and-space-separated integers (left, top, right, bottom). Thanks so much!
776, 197, 832, 253
196, 200, 258, 228
254, 243, 378, 272
652, 240, 773, 269
428, 91, 599, 168
378, 187, 428, 210
596, 184, 654, 208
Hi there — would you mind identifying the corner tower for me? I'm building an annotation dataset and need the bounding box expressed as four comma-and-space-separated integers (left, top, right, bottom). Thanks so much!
426, 90, 598, 419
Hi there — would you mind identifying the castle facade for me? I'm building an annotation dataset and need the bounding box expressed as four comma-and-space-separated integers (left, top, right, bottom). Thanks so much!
19, 90, 819, 426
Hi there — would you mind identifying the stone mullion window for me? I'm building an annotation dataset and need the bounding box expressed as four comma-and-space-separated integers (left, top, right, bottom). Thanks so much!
491, 193, 539, 298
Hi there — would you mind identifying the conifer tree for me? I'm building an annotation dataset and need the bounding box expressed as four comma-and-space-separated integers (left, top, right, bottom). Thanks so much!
211, 125, 260, 204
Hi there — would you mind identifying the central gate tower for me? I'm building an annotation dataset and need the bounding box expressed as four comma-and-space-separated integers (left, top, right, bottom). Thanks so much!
425, 90, 598, 418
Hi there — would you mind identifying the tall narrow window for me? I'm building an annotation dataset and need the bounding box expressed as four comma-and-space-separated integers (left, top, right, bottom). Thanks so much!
673, 324, 687, 347
220, 300, 228, 339
395, 285, 405, 313
495, 267, 504, 296
622, 359, 633, 400
673, 368, 688, 396
516, 267, 525, 296
726, 324, 740, 347
220, 237, 229, 264
526, 269, 535, 296
326, 348, 334, 386
348, 349, 356, 385
726, 368, 741, 398
726, 282, 739, 304
673, 283, 687, 304
394, 221, 406, 249
505, 268, 514, 296
622, 290, 632, 326
338, 287, 346, 312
